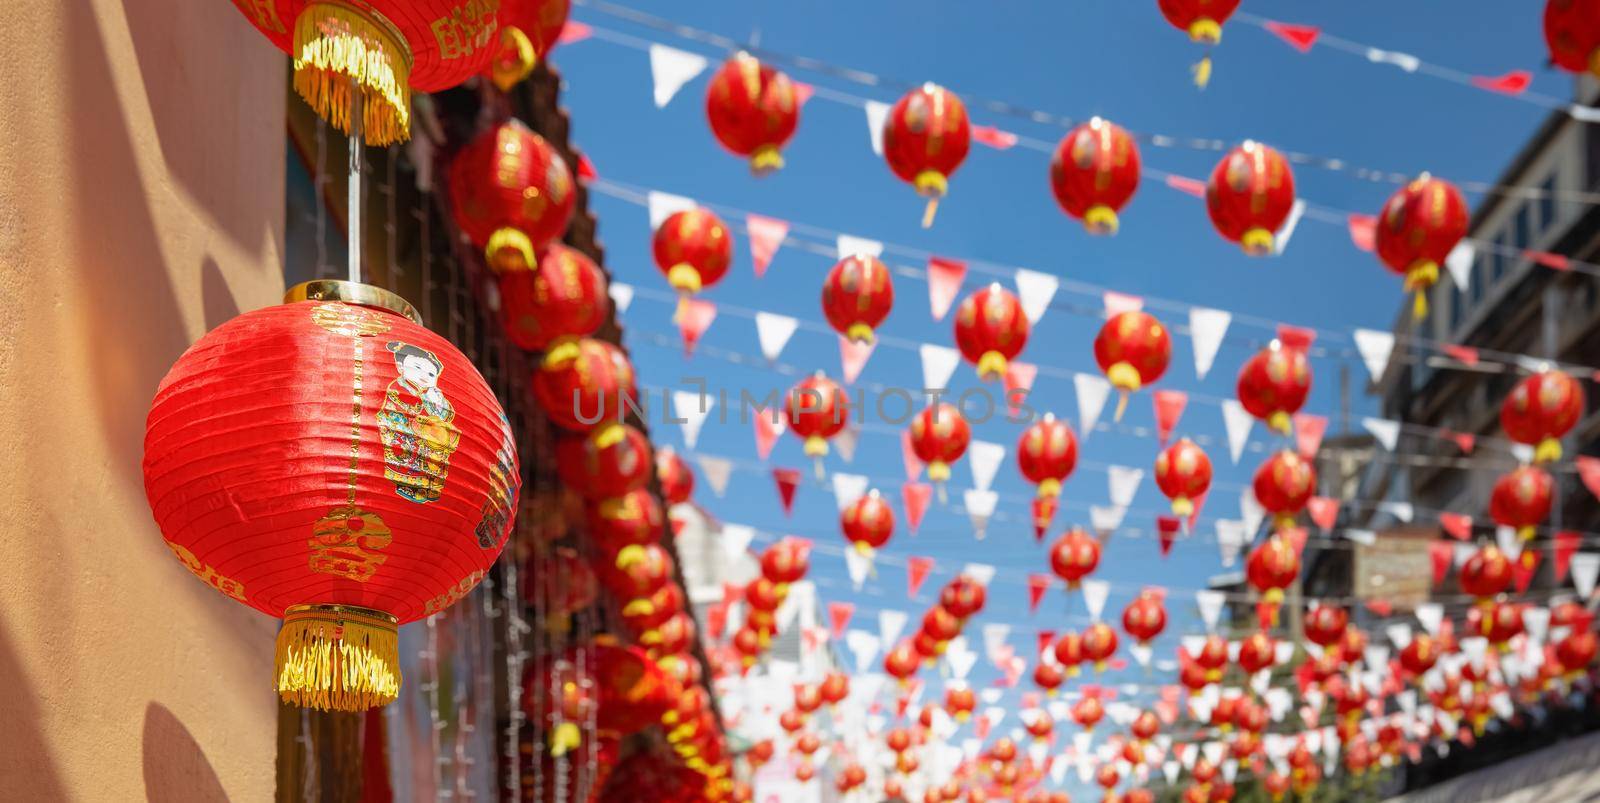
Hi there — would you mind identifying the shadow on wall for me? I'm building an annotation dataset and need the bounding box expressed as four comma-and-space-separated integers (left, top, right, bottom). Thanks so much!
0, 619, 67, 800
142, 702, 230, 803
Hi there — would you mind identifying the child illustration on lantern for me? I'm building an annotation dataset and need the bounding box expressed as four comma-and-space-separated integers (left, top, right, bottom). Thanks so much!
379, 342, 460, 503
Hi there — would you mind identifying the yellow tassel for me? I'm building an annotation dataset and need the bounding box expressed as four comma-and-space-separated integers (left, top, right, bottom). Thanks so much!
276, 604, 400, 712
1268, 411, 1291, 435
803, 436, 829, 458
541, 337, 581, 370
915, 171, 947, 229
927, 461, 951, 483
750, 145, 785, 175
613, 544, 647, 569
550, 722, 581, 756
486, 227, 536, 274
1172, 497, 1194, 517
845, 323, 876, 344
1535, 437, 1563, 464
1037, 478, 1061, 499
667, 264, 703, 295
1192, 56, 1213, 89
1084, 205, 1119, 236
1241, 227, 1274, 256
489, 25, 537, 92
1188, 18, 1223, 45
291, 3, 412, 146
977, 351, 1009, 382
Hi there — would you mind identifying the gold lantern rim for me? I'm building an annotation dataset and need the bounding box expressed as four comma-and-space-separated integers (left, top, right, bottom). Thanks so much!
285, 279, 424, 325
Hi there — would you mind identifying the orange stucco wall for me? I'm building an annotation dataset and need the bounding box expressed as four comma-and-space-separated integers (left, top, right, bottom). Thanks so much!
0, 0, 287, 799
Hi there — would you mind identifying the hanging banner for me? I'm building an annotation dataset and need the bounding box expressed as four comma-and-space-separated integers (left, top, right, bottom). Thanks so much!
928, 257, 968, 321
608, 282, 635, 315
1014, 269, 1059, 324
1074, 372, 1112, 439
1188, 307, 1231, 380
648, 44, 709, 107
1221, 400, 1254, 463
864, 100, 892, 155
839, 336, 875, 384
921, 343, 961, 391
746, 213, 789, 277
697, 454, 732, 496
902, 482, 932, 534
1152, 390, 1188, 446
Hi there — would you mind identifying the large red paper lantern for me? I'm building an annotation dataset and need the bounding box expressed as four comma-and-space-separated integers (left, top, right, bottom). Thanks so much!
1154, 437, 1212, 517
785, 372, 850, 461
526, 546, 598, 623
1236, 341, 1311, 434
1545, 0, 1600, 77
920, 605, 963, 646
760, 539, 810, 590
449, 121, 577, 275
1246, 533, 1299, 625
143, 282, 518, 711
621, 583, 682, 645
1050, 117, 1140, 234
954, 284, 1030, 381
1081, 622, 1119, 671
598, 542, 675, 616
1375, 175, 1469, 319
1072, 694, 1105, 730
586, 487, 663, 568
1049, 527, 1101, 589
1459, 545, 1513, 602
1399, 634, 1439, 678
1122, 591, 1168, 645
653, 208, 734, 304
1033, 661, 1065, 696
1159, 0, 1242, 44
884, 640, 921, 686
705, 52, 801, 174
882, 83, 972, 227
1053, 631, 1084, 676
499, 244, 608, 356
1303, 605, 1348, 648
941, 576, 988, 620
486, 0, 569, 90
1557, 629, 1598, 676
1500, 369, 1586, 463
910, 403, 972, 486
1094, 310, 1172, 419
841, 489, 896, 556
1206, 141, 1296, 256
1194, 634, 1229, 681
945, 686, 978, 721
1252, 450, 1315, 530
1237, 631, 1276, 674
1489, 466, 1553, 542
531, 337, 637, 443
231, 0, 498, 144
1016, 414, 1078, 539
822, 254, 895, 344
555, 424, 652, 502
655, 447, 695, 506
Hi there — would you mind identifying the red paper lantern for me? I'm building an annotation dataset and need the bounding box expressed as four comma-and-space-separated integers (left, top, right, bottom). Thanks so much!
1246, 533, 1299, 625
1095, 310, 1172, 419
886, 727, 913, 754
1545, 0, 1600, 77
1557, 629, 1598, 675
793, 683, 823, 715
587, 487, 664, 568
1179, 655, 1210, 694
1122, 592, 1168, 645
940, 576, 988, 620
1081, 622, 1119, 671
532, 337, 637, 442
655, 447, 695, 507
744, 577, 784, 613
1399, 634, 1439, 677
1490, 466, 1553, 542
1017, 414, 1078, 539
988, 737, 1018, 763
651, 612, 696, 660
1072, 695, 1105, 731
485, 0, 569, 90
785, 372, 850, 462
231, 0, 497, 144
1234, 700, 1268, 734
885, 640, 921, 686
556, 425, 652, 503
1054, 631, 1084, 676
760, 539, 810, 589
526, 546, 597, 623
910, 403, 972, 485
1460, 545, 1513, 601
1303, 605, 1348, 648
1154, 437, 1212, 517
1501, 369, 1586, 463
1206, 141, 1296, 256
1375, 175, 1469, 319
1238, 631, 1276, 674
841, 489, 896, 556
1033, 661, 1065, 696
1050, 117, 1140, 234
946, 685, 978, 721
449, 121, 577, 275
1236, 342, 1312, 434
1194, 634, 1229, 681
794, 760, 815, 783
1132, 710, 1160, 742
920, 605, 963, 646
620, 583, 682, 645
953, 284, 1030, 381
598, 543, 675, 616
653, 208, 734, 303
882, 83, 971, 227
1095, 763, 1120, 792
1252, 450, 1315, 530
705, 52, 801, 174
822, 254, 895, 344
498, 244, 608, 357
1049, 527, 1102, 589
143, 283, 517, 711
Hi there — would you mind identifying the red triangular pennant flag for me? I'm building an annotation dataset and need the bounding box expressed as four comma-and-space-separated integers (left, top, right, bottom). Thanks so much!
1005, 362, 1037, 416
906, 556, 934, 599
1307, 497, 1340, 531
557, 21, 592, 45
1263, 20, 1321, 52
792, 81, 815, 107
828, 601, 854, 640
1164, 174, 1206, 197
901, 429, 926, 481
1284, 526, 1309, 557
1577, 456, 1600, 500
1471, 70, 1532, 96
1365, 598, 1393, 617
902, 482, 932, 534
745, 214, 789, 277
1036, 629, 1056, 658
1438, 513, 1472, 541
1527, 249, 1571, 271
1187, 489, 1208, 532
1430, 541, 1453, 585
1276, 324, 1316, 351
1027, 574, 1052, 613
670, 514, 687, 538
839, 335, 876, 384
1441, 344, 1479, 367
1152, 390, 1188, 447
972, 124, 1018, 150
706, 601, 728, 641
1555, 531, 1581, 581
1293, 413, 1328, 460
975, 714, 991, 740
1347, 214, 1377, 252
927, 257, 967, 321
678, 299, 716, 355
1032, 496, 1058, 542
754, 408, 782, 460
773, 467, 801, 516
1514, 550, 1542, 594
575, 152, 598, 182
1156, 516, 1181, 556
723, 582, 744, 604
1449, 431, 1476, 454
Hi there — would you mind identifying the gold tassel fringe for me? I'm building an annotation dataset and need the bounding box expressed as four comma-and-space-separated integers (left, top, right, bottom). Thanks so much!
276, 604, 400, 712
292, 3, 413, 146
486, 227, 536, 274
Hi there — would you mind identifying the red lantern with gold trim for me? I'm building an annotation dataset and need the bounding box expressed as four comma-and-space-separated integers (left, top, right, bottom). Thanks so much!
1501, 369, 1585, 463
1054, 632, 1084, 677
1252, 450, 1315, 530
1246, 533, 1299, 626
1095, 310, 1172, 419
822, 254, 895, 344
1016, 414, 1078, 539
1303, 605, 1348, 648
920, 605, 963, 647
819, 672, 849, 707
705, 52, 801, 174
946, 686, 977, 721
586, 487, 663, 568
760, 539, 810, 590
732, 627, 763, 669
526, 546, 597, 627
882, 83, 971, 227
785, 372, 850, 466
1094, 763, 1119, 795
231, 0, 498, 144
143, 282, 518, 711
556, 425, 651, 503
1154, 437, 1212, 518
1557, 629, 1599, 676
1122, 591, 1167, 645
1238, 631, 1276, 674
499, 244, 607, 358
1081, 622, 1119, 671
1132, 710, 1161, 742
1236, 341, 1312, 434
656, 447, 695, 506
1490, 466, 1553, 542
598, 542, 675, 616
523, 638, 675, 757
485, 0, 570, 90
1050, 527, 1101, 589
1050, 117, 1140, 235
1459, 545, 1513, 602
449, 121, 577, 275
744, 576, 784, 613
910, 403, 972, 489
653, 208, 734, 305
532, 337, 637, 442
954, 284, 1030, 381
621, 583, 682, 645
884, 640, 921, 687
1546, 0, 1600, 77
941, 576, 988, 620
1033, 661, 1065, 696
841, 489, 896, 557
1206, 142, 1296, 256
1375, 175, 1469, 320
1194, 634, 1229, 681
1399, 634, 1439, 678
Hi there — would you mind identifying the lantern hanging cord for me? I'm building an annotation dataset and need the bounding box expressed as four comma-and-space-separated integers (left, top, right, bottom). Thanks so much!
348, 78, 364, 285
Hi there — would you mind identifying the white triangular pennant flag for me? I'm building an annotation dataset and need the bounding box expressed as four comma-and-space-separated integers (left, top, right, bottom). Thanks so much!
1202, 741, 1225, 768
1345, 528, 1376, 546
1074, 372, 1112, 438
982, 623, 1011, 662
1196, 590, 1225, 632
831, 472, 870, 511
1239, 485, 1266, 535
1496, 525, 1523, 561
962, 563, 997, 587
1179, 744, 1198, 770
646, 190, 697, 229
696, 455, 731, 497
879, 610, 908, 647
1415, 603, 1443, 636
1215, 519, 1247, 568
1108, 466, 1144, 507
1398, 690, 1417, 717
1082, 579, 1110, 621
754, 312, 798, 362
1181, 635, 1207, 659
1445, 242, 1476, 292
1076, 756, 1094, 784
1163, 761, 1180, 785
1352, 329, 1395, 383
1013, 268, 1059, 325
1052, 755, 1071, 784
1273, 200, 1308, 255
979, 688, 1004, 707
1511, 443, 1535, 464
921, 343, 961, 391
1380, 500, 1414, 523
1266, 688, 1291, 722
1367, 47, 1421, 72
844, 547, 871, 589
648, 44, 709, 107
1523, 607, 1551, 645
968, 440, 1006, 492
1222, 759, 1239, 784
963, 489, 998, 538
1363, 646, 1390, 671
608, 282, 635, 315
1130, 643, 1153, 668
672, 390, 712, 449
721, 524, 754, 562
1573, 553, 1600, 598
1385, 624, 1413, 651
847, 630, 881, 675
833, 426, 860, 463
1188, 307, 1232, 380
836, 234, 883, 260
1090, 505, 1127, 535
947, 647, 977, 679
1454, 542, 1475, 568
1363, 417, 1400, 451
864, 100, 892, 156
1221, 400, 1254, 463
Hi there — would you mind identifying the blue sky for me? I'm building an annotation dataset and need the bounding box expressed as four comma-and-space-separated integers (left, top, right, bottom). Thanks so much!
549, 0, 1570, 791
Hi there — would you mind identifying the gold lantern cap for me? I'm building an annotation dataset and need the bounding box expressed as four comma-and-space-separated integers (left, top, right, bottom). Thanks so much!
285, 280, 423, 325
